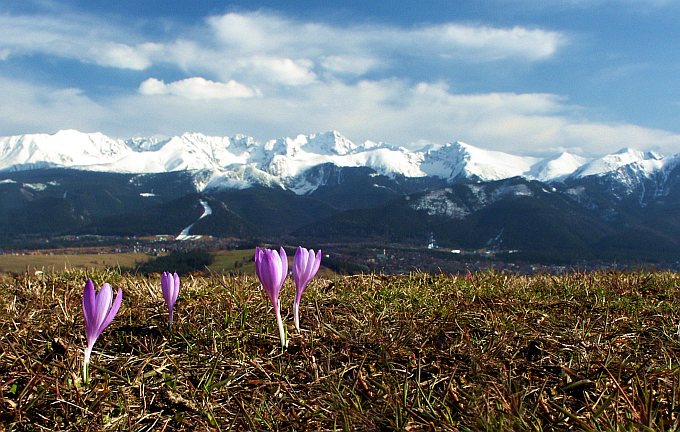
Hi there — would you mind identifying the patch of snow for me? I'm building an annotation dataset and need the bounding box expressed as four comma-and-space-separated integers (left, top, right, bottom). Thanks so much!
466, 184, 489, 206
410, 189, 470, 219
566, 186, 586, 196
492, 184, 533, 199
372, 183, 390, 190
23, 182, 49, 191
177, 200, 212, 240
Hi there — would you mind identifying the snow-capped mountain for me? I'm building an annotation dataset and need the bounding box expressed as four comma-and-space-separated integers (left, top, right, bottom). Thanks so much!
563, 148, 678, 202
420, 142, 540, 181
0, 129, 676, 196
0, 129, 678, 262
528, 152, 589, 182
0, 129, 129, 170
572, 148, 664, 179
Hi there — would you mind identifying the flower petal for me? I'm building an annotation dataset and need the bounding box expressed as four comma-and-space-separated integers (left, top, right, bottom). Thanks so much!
279, 247, 288, 289
257, 248, 276, 302
82, 279, 97, 346
97, 287, 122, 337
93, 283, 113, 334
161, 272, 172, 308
293, 246, 307, 289
295, 247, 322, 304
172, 272, 180, 304
305, 249, 317, 277
254, 247, 263, 283
313, 249, 322, 276
265, 249, 282, 296
255, 247, 288, 307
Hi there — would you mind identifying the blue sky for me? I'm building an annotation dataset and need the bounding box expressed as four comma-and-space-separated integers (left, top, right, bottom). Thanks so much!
1, 0, 679, 156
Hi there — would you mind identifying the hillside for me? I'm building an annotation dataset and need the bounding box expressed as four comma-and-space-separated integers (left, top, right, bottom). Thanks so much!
1, 270, 679, 430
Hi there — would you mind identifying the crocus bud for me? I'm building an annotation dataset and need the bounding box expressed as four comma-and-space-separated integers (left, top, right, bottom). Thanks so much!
292, 247, 321, 331
254, 246, 288, 346
161, 272, 180, 329
82, 279, 122, 383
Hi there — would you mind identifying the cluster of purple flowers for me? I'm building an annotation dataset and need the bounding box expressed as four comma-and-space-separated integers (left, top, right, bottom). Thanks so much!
80, 246, 320, 383
254, 246, 322, 347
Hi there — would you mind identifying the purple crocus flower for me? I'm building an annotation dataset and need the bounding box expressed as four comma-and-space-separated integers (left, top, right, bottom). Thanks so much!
161, 272, 180, 329
292, 247, 321, 331
254, 246, 288, 347
82, 279, 122, 382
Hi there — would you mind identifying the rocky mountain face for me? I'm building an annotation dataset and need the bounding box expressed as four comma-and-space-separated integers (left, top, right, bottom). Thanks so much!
0, 130, 677, 262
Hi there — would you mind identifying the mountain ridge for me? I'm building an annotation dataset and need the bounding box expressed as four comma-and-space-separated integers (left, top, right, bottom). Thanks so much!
0, 129, 677, 263
1, 129, 676, 196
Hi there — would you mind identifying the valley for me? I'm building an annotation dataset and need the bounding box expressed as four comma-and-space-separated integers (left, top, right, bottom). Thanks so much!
0, 130, 677, 265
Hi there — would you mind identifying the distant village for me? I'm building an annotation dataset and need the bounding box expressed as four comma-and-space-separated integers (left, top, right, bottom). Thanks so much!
1, 233, 678, 275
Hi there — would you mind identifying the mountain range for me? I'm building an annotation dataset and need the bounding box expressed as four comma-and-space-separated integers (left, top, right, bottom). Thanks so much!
0, 129, 678, 263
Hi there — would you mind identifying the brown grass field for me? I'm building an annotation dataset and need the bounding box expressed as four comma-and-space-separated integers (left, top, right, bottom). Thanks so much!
0, 250, 257, 275
1, 269, 679, 430
0, 253, 151, 274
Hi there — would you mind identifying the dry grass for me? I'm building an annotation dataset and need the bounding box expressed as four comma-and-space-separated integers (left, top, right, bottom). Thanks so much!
207, 250, 256, 273
0, 253, 151, 274
1, 270, 679, 431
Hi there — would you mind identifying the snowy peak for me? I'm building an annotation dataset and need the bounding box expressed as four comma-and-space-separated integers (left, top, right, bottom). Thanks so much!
125, 135, 168, 152
257, 132, 422, 187
572, 147, 665, 179
564, 147, 675, 201
0, 129, 129, 169
303, 131, 358, 156
262, 131, 357, 158
529, 152, 589, 182
454, 142, 539, 180
0, 129, 677, 196
421, 141, 539, 181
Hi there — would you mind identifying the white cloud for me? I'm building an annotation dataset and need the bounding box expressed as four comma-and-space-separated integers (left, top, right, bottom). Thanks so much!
208, 12, 283, 53
320, 56, 382, 76
415, 23, 564, 61
88, 42, 161, 70
138, 77, 258, 99
160, 11, 564, 93
0, 13, 162, 70
244, 56, 317, 86
2, 8, 678, 157
105, 78, 680, 156
206, 11, 565, 68
3, 73, 680, 157
0, 9, 566, 90
561, 123, 680, 154
0, 76, 108, 134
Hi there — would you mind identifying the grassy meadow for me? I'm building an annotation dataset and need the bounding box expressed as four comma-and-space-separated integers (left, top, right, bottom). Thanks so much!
0, 250, 255, 274
0, 253, 152, 274
1, 269, 680, 430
